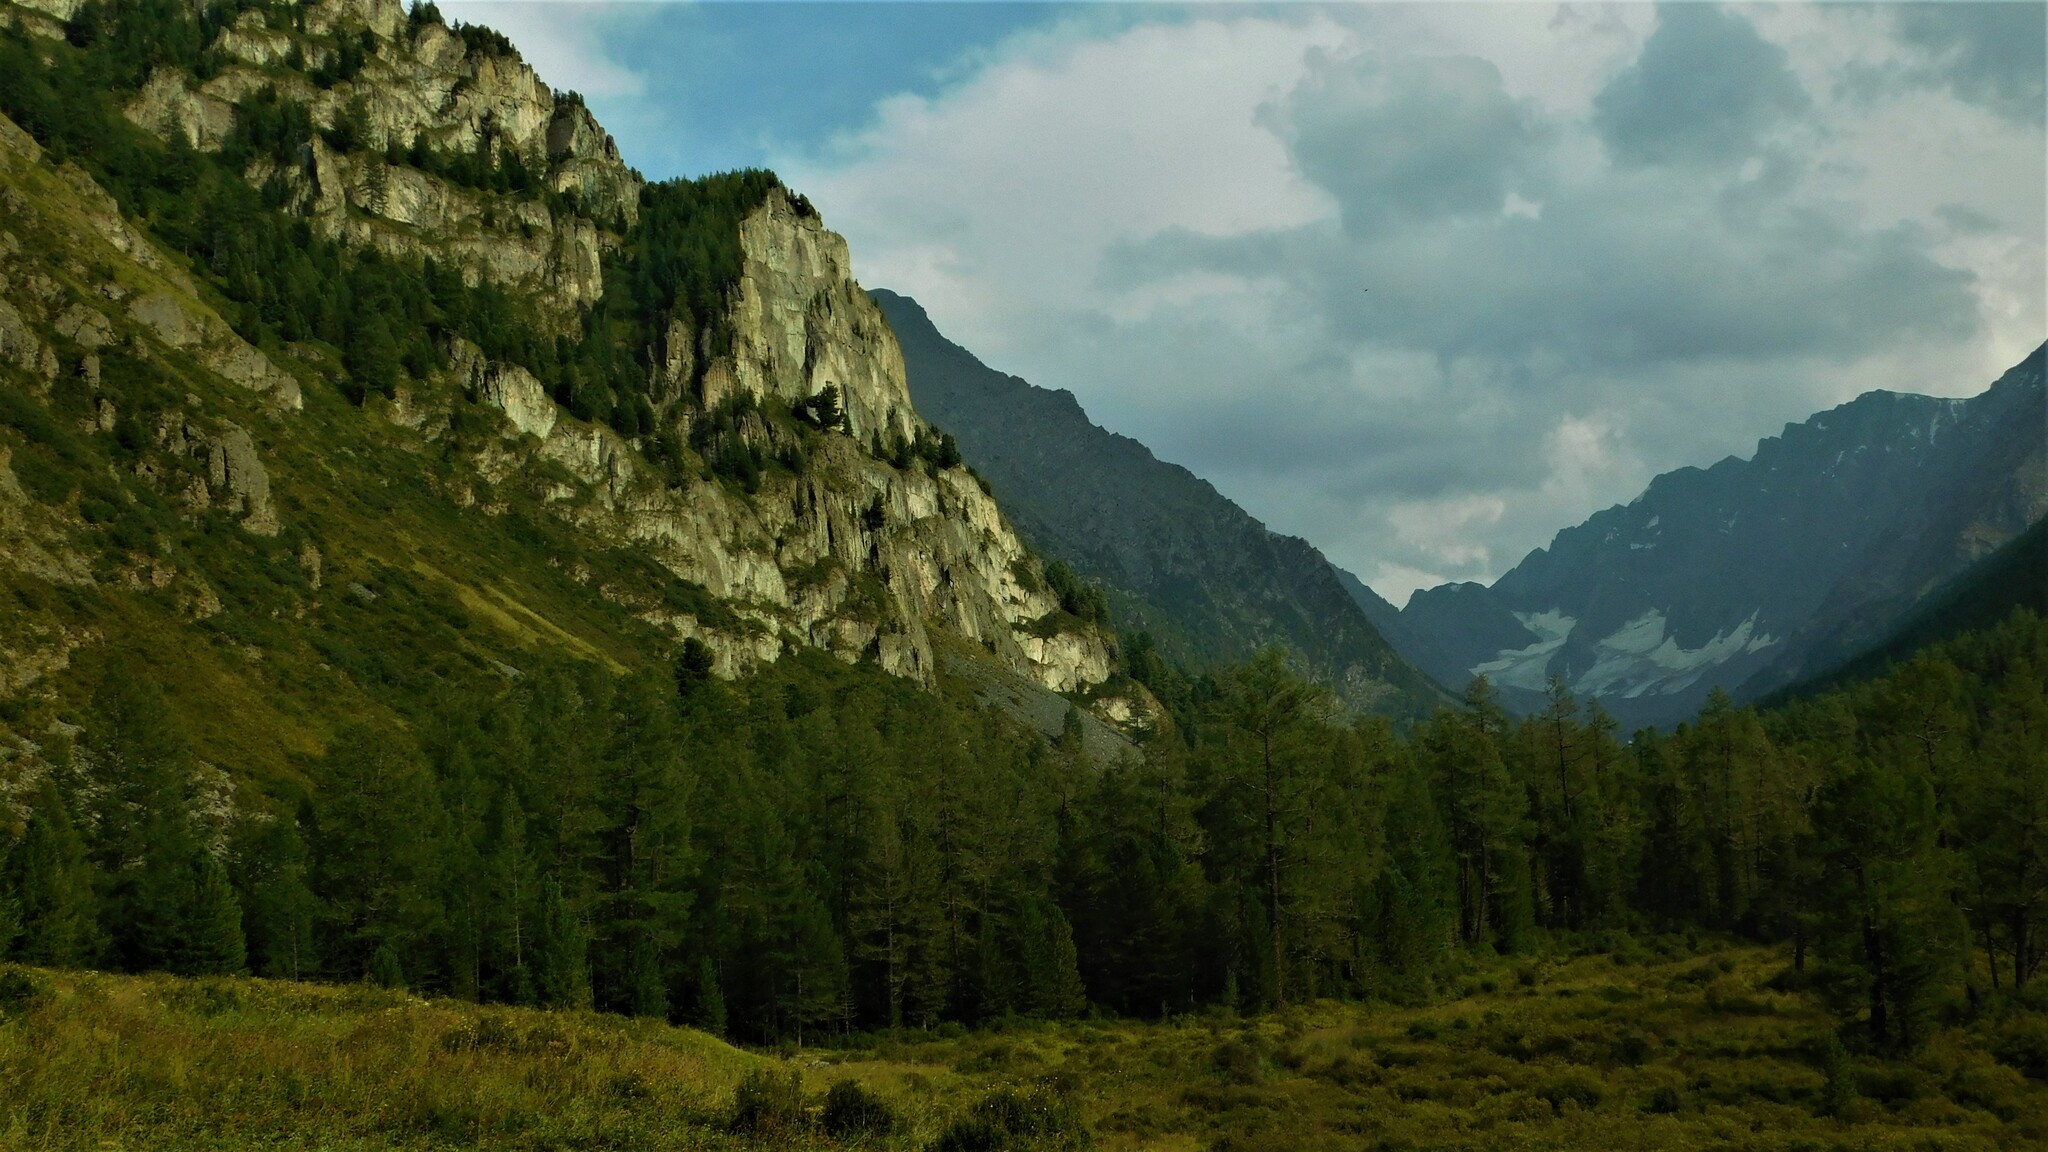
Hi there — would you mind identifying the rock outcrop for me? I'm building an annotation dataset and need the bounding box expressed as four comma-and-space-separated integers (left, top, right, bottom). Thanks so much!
121, 0, 641, 327
0, 0, 1114, 707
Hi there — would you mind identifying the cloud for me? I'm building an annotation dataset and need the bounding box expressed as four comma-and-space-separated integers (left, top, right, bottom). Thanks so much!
1592, 4, 1809, 167
1271, 48, 1543, 234
584, 3, 2038, 605
1893, 1, 2047, 126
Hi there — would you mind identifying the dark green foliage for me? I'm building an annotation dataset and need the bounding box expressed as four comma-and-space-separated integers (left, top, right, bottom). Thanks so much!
534, 873, 589, 1009
230, 813, 317, 980
726, 1068, 806, 1136
175, 850, 247, 976
933, 1084, 1086, 1151
7, 782, 101, 968
820, 1078, 897, 1136
694, 954, 727, 1036
1819, 1030, 1858, 1116
794, 385, 845, 431
1042, 562, 1109, 629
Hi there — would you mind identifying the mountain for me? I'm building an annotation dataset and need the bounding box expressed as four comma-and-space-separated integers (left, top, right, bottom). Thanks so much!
1376, 347, 2047, 728
1762, 514, 2048, 703
0, 0, 1134, 773
872, 289, 1442, 718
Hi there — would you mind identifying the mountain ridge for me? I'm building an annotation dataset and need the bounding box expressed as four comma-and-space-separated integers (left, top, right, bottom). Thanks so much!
874, 288, 1443, 718
1368, 345, 2047, 727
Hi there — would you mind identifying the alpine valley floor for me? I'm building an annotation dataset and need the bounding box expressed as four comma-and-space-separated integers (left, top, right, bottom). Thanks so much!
4, 937, 2046, 1151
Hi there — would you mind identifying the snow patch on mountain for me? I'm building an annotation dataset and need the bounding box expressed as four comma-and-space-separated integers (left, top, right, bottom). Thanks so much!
1465, 607, 1781, 700
1573, 610, 1778, 699
1471, 610, 1575, 691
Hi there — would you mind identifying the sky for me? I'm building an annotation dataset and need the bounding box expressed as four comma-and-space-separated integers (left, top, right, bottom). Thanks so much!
448, 1, 2047, 605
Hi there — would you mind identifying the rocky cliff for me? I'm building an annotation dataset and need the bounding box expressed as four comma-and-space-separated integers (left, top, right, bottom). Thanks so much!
0, 0, 1118, 770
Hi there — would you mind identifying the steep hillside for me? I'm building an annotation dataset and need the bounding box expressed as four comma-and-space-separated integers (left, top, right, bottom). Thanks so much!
0, 0, 1128, 779
1386, 347, 2046, 728
1760, 514, 2048, 703
874, 289, 1441, 718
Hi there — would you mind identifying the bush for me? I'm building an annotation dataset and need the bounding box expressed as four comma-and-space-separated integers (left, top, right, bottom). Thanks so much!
1818, 1031, 1857, 1118
1991, 1016, 2048, 1081
0, 969, 43, 1016
820, 1078, 896, 1137
1212, 1038, 1265, 1085
1762, 965, 1812, 993
1613, 1032, 1652, 1068
1534, 1073, 1605, 1114
933, 1084, 1085, 1151
727, 1068, 806, 1136
1644, 1085, 1682, 1114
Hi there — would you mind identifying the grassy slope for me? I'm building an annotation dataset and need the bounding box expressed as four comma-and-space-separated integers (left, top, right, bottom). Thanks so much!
0, 103, 725, 779
5, 941, 2044, 1151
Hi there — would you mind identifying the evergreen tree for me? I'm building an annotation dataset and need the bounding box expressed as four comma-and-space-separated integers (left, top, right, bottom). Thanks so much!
1808, 742, 1965, 1051
694, 954, 727, 1036
83, 658, 206, 972
8, 779, 101, 968
313, 727, 445, 984
533, 872, 589, 1009
172, 847, 246, 976
231, 812, 317, 980
1219, 648, 1323, 1006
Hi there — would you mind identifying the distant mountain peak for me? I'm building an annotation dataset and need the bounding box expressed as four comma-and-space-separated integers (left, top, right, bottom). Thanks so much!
1376, 344, 2046, 728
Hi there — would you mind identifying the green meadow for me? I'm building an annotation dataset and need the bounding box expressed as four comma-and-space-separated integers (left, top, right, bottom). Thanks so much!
5, 937, 2044, 1151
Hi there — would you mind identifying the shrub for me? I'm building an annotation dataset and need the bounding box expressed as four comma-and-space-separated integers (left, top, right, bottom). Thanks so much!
1613, 1032, 1652, 1068
0, 969, 43, 1015
1645, 1085, 1682, 1114
820, 1078, 896, 1137
1762, 965, 1812, 993
1535, 1073, 1605, 1113
932, 1083, 1085, 1151
727, 1068, 807, 1136
1212, 1038, 1265, 1085
1818, 1031, 1857, 1118
1991, 1016, 2048, 1081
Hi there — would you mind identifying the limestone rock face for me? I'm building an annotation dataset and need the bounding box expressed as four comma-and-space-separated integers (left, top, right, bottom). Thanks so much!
0, 1, 1113, 703
453, 340, 557, 441
720, 191, 920, 447
120, 0, 643, 326
202, 423, 280, 536
128, 290, 303, 411
125, 70, 237, 151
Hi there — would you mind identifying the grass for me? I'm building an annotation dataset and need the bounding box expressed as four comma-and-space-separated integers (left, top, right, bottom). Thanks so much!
4, 941, 2044, 1151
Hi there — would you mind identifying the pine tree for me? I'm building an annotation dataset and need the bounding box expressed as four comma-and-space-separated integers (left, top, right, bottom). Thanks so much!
9, 779, 101, 967
533, 872, 589, 1009
1808, 745, 1964, 1050
83, 658, 201, 972
695, 954, 727, 1036
1027, 903, 1088, 1021
231, 813, 316, 980
313, 726, 445, 984
1220, 648, 1324, 1006
483, 784, 537, 1004
173, 848, 246, 976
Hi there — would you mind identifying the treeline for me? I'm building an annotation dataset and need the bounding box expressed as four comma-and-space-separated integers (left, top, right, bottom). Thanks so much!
3, 609, 2041, 1050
